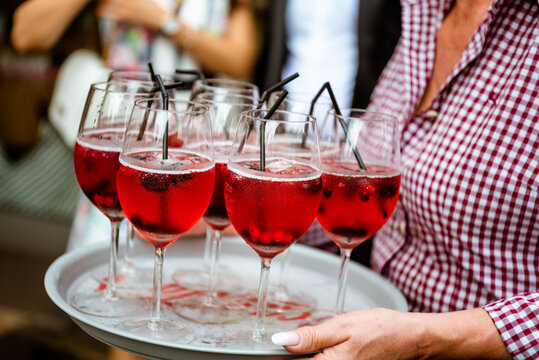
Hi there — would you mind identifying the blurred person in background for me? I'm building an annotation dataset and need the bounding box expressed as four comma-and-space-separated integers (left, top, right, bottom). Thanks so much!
11, 0, 257, 79
271, 0, 538, 358
255, 0, 400, 109
254, 0, 401, 265
11, 0, 256, 152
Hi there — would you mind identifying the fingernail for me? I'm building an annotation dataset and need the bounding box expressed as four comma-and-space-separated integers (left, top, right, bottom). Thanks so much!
272, 331, 300, 346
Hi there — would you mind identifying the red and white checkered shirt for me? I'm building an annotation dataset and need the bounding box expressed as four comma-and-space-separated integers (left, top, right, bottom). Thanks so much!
368, 0, 538, 358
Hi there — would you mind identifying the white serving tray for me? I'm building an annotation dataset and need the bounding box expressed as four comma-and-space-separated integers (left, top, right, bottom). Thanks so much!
45, 236, 407, 359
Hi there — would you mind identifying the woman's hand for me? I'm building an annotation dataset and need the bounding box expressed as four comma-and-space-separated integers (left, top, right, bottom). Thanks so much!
96, 0, 170, 32
273, 308, 422, 360
272, 308, 511, 359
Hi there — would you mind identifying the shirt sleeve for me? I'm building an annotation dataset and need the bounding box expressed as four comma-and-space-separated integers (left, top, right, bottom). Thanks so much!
483, 292, 539, 360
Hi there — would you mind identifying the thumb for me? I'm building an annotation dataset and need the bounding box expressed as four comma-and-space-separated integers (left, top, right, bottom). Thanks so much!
272, 319, 348, 353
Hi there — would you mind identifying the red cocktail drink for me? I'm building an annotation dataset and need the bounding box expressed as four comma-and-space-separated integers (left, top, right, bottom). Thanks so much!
225, 159, 322, 258
74, 129, 124, 222
117, 149, 215, 248
202, 144, 234, 229
222, 107, 321, 342
170, 93, 260, 324
115, 97, 214, 340
203, 161, 229, 230
310, 106, 401, 317
317, 162, 400, 248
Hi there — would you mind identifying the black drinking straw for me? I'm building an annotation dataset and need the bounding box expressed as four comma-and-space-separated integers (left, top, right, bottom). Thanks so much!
300, 83, 330, 147
237, 73, 300, 152
258, 72, 299, 107
137, 82, 184, 141
156, 74, 169, 160
318, 82, 367, 172
137, 62, 159, 141
175, 69, 207, 85
150, 81, 184, 93
147, 62, 157, 81
260, 90, 288, 171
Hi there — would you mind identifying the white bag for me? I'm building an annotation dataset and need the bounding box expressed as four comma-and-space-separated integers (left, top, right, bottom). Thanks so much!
48, 49, 111, 148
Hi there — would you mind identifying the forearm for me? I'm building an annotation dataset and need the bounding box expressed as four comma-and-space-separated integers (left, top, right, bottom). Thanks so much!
11, 0, 91, 53
171, 8, 257, 79
415, 308, 511, 359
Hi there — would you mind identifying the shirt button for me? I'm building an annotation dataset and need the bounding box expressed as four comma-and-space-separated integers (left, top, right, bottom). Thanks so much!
425, 109, 438, 120
399, 220, 406, 235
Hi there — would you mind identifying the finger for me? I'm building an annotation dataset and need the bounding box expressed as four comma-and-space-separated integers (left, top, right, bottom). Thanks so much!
272, 317, 349, 354
295, 343, 357, 360
99, 0, 121, 5
96, 4, 130, 22
95, 4, 118, 18
294, 354, 326, 360
293, 349, 336, 360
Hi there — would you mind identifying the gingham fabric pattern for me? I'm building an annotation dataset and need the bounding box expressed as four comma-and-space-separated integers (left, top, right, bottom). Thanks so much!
298, 219, 331, 247
484, 293, 539, 359
367, 0, 538, 358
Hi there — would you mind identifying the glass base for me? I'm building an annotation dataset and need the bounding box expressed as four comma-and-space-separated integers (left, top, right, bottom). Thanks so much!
228, 321, 297, 345
171, 267, 242, 292
70, 290, 146, 318
226, 327, 272, 344
91, 263, 153, 289
172, 294, 249, 324
267, 287, 317, 314
120, 317, 195, 343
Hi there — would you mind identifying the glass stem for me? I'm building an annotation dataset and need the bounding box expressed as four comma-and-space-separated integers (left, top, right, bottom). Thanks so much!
124, 222, 134, 269
106, 220, 121, 299
275, 247, 291, 301
253, 256, 272, 342
202, 226, 213, 276
206, 228, 222, 304
335, 247, 352, 315
149, 246, 165, 329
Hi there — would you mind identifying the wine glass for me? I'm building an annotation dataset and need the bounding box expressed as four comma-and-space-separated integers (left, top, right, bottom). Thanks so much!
87, 72, 174, 289
172, 79, 260, 291
116, 97, 214, 340
265, 91, 334, 313
317, 109, 400, 316
172, 92, 259, 324
72, 81, 149, 317
224, 109, 322, 342
191, 78, 260, 100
